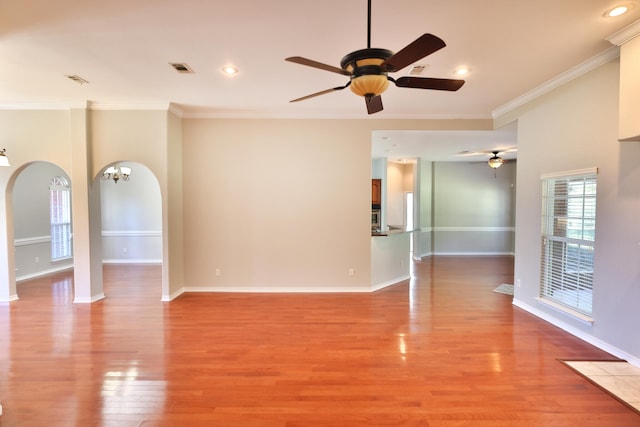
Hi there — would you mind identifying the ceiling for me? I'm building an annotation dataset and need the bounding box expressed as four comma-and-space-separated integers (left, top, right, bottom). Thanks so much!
372, 121, 518, 163
1, 0, 638, 160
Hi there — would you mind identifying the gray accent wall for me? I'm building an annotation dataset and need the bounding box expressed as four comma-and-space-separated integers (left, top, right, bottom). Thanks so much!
13, 162, 73, 280
508, 58, 640, 364
415, 160, 516, 257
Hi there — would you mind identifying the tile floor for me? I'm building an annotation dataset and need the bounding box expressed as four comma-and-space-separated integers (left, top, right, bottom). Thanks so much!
564, 361, 640, 413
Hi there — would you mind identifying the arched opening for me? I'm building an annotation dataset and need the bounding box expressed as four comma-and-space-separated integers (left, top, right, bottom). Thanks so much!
11, 161, 73, 299
97, 161, 163, 300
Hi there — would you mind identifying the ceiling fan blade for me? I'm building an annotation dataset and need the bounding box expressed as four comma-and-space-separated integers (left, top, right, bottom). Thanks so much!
365, 95, 383, 114
290, 84, 349, 103
285, 56, 351, 76
395, 76, 465, 91
382, 34, 446, 72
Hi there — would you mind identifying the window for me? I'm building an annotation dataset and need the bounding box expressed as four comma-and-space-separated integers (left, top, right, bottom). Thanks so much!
540, 168, 597, 316
50, 176, 72, 260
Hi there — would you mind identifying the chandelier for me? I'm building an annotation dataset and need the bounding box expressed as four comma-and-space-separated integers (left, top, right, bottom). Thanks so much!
0, 148, 11, 167
102, 165, 131, 184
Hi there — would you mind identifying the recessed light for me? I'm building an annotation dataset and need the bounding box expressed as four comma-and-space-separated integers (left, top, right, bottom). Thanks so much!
222, 66, 239, 75
605, 4, 634, 17
454, 66, 471, 77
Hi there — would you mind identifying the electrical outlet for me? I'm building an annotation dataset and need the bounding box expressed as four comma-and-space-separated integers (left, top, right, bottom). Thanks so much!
215, 269, 221, 276
34, 256, 39, 263
122, 247, 127, 253
348, 268, 355, 277
517, 279, 522, 288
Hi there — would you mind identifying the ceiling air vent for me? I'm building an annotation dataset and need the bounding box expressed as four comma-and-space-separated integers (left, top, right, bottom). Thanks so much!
409, 65, 427, 75
169, 62, 194, 73
65, 75, 89, 85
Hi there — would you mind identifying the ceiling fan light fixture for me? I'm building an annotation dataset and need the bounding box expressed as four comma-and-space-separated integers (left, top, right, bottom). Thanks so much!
488, 155, 504, 169
350, 74, 389, 97
0, 148, 11, 167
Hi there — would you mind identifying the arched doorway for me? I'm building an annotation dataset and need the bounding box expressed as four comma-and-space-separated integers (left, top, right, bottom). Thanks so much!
97, 161, 163, 299
11, 161, 73, 299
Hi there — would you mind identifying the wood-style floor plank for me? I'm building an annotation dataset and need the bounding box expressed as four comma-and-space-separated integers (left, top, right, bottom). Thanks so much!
0, 256, 638, 426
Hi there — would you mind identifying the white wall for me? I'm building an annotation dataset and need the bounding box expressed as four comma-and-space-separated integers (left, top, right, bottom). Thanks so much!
385, 162, 415, 229
386, 162, 406, 227
511, 58, 640, 364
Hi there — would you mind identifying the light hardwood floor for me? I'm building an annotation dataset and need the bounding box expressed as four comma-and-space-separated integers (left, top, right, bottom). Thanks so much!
0, 256, 638, 426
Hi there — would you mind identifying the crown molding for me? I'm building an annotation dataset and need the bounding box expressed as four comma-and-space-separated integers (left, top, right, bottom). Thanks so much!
88, 102, 172, 111
0, 101, 176, 112
0, 103, 72, 111
492, 47, 620, 120
168, 103, 185, 117
606, 19, 640, 46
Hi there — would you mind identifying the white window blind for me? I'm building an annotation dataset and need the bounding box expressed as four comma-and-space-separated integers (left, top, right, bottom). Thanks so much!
50, 177, 72, 260
540, 168, 597, 316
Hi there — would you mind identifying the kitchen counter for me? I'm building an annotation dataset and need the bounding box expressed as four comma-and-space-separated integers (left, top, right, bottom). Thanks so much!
371, 228, 416, 237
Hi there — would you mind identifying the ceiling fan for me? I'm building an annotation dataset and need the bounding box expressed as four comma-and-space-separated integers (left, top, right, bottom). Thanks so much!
458, 147, 517, 169
487, 151, 506, 169
285, 0, 465, 114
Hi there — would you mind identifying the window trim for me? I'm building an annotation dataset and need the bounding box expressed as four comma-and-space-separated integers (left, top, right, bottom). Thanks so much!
50, 176, 72, 261
539, 167, 598, 321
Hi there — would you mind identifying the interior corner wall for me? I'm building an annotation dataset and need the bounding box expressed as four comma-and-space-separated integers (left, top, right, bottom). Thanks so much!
512, 58, 640, 363
164, 110, 184, 299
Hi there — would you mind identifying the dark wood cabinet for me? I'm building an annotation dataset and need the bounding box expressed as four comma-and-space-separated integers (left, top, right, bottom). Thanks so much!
371, 179, 381, 205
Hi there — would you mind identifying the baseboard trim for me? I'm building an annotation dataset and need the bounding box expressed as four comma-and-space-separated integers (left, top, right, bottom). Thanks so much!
513, 298, 640, 368
182, 285, 375, 293
162, 288, 184, 302
102, 259, 162, 264
417, 252, 515, 258
432, 251, 515, 256
74, 293, 105, 304
0, 293, 19, 302
371, 275, 410, 292
16, 265, 73, 282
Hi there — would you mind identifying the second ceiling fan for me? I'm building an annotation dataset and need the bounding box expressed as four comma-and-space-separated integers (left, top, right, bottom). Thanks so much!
285, 0, 465, 114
